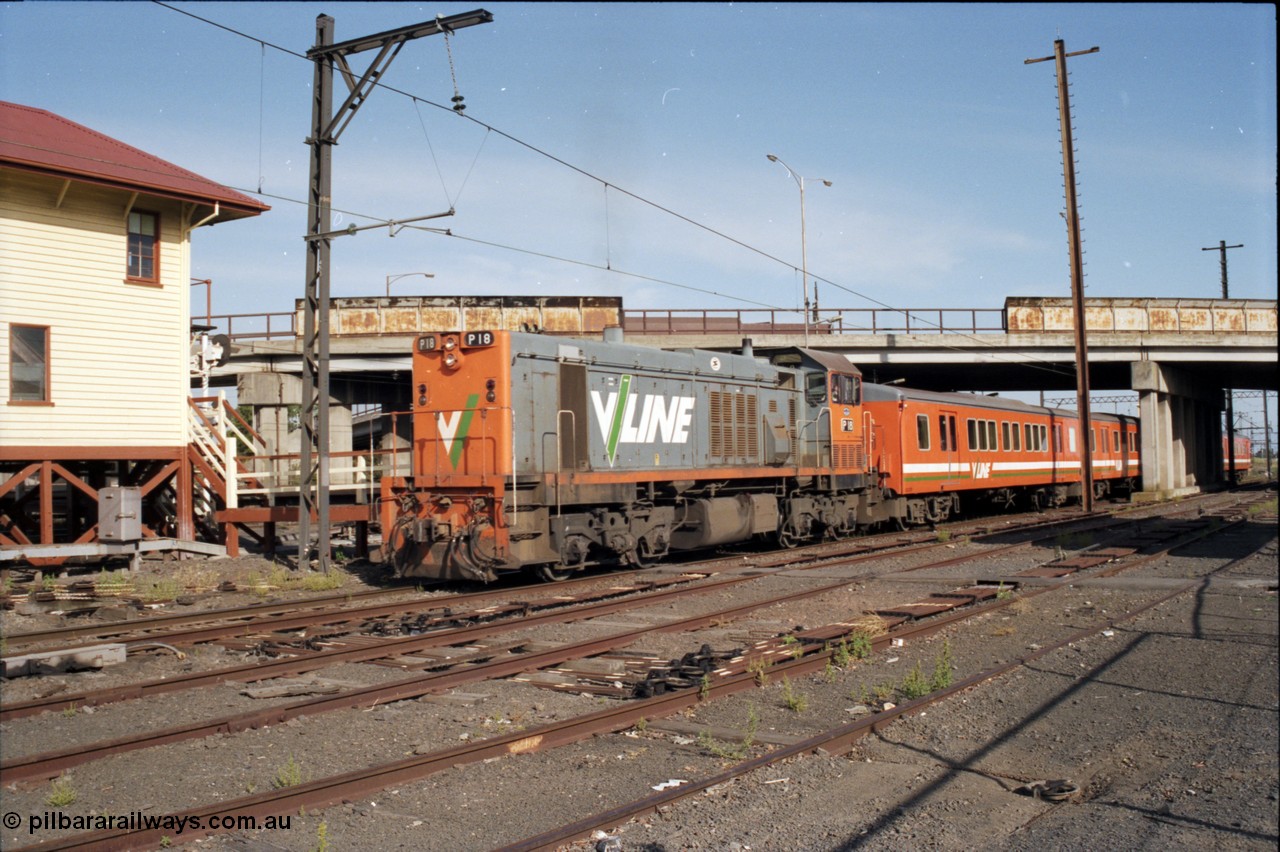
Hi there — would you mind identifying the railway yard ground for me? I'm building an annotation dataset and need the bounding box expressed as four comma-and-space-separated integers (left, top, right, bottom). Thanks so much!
1, 489, 1276, 851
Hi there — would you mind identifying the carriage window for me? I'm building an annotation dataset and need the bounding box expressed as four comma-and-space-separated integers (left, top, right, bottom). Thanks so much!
986, 420, 997, 451
1040, 425, 1048, 451
967, 418, 979, 450
1024, 423, 1033, 451
1012, 422, 1021, 451
1112, 430, 1120, 452
1128, 432, 1136, 453
1001, 422, 1010, 451
916, 414, 930, 450
1090, 428, 1096, 453
1053, 424, 1063, 453
948, 415, 956, 451
939, 415, 948, 451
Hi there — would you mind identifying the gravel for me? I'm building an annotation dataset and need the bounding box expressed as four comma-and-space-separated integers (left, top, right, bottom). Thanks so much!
2, 501, 1275, 851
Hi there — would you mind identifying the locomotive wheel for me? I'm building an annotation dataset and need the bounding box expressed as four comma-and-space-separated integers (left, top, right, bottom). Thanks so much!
537, 563, 572, 582
625, 549, 651, 569
777, 525, 801, 549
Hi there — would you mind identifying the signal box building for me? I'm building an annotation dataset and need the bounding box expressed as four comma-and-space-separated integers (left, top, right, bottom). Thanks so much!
0, 101, 268, 560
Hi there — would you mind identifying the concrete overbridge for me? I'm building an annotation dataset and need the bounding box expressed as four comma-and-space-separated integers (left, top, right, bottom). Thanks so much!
206, 296, 1276, 528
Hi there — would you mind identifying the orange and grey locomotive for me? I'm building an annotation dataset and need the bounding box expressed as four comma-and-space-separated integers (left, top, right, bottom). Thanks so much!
381, 328, 886, 581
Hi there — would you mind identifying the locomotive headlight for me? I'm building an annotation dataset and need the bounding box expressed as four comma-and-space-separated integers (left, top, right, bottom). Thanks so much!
442, 335, 458, 351
417, 383, 428, 407
443, 352, 458, 368
485, 378, 496, 403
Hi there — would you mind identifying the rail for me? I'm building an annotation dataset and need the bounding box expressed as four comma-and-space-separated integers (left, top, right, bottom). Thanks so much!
200, 308, 1010, 341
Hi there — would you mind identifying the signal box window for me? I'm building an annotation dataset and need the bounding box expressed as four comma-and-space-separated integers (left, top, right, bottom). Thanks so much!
916, 414, 930, 450
127, 211, 159, 283
9, 324, 50, 404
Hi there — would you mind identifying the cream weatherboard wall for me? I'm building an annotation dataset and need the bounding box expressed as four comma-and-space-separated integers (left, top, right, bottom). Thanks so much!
0, 169, 192, 449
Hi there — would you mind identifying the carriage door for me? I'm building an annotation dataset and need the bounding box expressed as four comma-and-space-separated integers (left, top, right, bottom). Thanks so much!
938, 410, 960, 486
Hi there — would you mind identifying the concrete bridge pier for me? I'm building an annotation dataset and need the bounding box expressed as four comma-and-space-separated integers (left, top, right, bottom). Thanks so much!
1131, 361, 1224, 499
236, 373, 354, 490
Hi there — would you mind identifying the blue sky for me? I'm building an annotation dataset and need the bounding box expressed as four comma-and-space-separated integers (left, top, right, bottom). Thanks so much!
3, 2, 1276, 324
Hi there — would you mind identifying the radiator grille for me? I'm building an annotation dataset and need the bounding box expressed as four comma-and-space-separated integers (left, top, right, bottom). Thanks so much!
833, 442, 866, 470
709, 390, 759, 461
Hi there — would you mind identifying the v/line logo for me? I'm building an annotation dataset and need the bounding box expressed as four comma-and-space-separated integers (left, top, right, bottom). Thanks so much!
590, 375, 696, 465
436, 394, 480, 469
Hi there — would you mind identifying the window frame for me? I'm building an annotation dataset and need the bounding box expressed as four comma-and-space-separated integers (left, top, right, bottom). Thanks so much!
8, 323, 52, 405
126, 209, 161, 285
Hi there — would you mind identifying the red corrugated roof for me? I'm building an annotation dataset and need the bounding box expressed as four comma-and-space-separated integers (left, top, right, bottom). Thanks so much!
0, 101, 269, 219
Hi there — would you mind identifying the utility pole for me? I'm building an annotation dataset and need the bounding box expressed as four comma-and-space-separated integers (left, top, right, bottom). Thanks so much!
1026, 39, 1099, 512
1202, 240, 1243, 484
297, 10, 492, 571
1202, 240, 1243, 299
1265, 390, 1274, 481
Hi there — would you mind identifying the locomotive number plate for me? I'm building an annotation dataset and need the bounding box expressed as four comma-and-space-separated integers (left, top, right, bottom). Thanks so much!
464, 330, 495, 348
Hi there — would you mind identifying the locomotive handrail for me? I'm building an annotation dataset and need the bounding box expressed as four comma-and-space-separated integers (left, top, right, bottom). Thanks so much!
795, 409, 832, 470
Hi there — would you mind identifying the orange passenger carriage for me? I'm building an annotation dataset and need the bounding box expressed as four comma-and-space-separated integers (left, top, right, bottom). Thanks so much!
862, 384, 1139, 521
1224, 435, 1252, 474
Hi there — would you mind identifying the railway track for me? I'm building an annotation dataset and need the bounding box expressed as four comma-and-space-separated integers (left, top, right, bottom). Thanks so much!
2, 492, 1269, 850
1, 491, 1229, 658
1, 493, 1229, 726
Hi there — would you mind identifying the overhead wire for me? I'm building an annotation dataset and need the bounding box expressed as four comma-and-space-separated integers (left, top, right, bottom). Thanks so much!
154, 0, 1075, 379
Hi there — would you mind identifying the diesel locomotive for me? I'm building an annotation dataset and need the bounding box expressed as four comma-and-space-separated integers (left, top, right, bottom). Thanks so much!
381, 328, 1140, 582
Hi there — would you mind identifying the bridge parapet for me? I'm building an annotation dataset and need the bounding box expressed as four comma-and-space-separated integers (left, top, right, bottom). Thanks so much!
1005, 296, 1276, 335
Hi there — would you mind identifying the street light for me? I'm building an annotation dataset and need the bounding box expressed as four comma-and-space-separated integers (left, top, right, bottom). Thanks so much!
767, 153, 832, 346
385, 271, 434, 297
